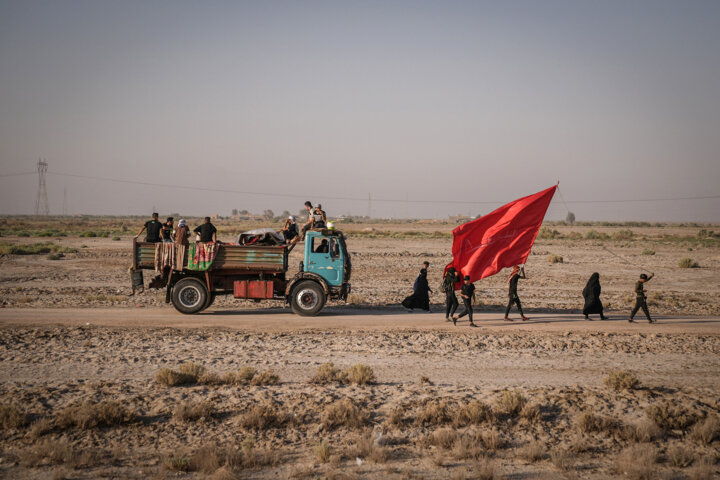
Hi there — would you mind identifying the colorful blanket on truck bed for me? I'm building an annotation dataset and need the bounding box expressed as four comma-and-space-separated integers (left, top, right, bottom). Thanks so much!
188, 242, 219, 271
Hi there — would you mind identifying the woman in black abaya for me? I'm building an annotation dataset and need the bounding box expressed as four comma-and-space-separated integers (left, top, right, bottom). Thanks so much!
582, 272, 607, 320
402, 267, 431, 311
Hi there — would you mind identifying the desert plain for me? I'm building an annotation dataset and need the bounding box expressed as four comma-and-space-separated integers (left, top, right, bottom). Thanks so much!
0, 216, 719, 479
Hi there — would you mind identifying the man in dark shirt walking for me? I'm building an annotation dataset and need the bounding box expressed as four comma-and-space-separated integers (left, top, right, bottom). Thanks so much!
194, 217, 217, 243
136, 213, 162, 243
629, 273, 654, 323
443, 267, 460, 322
453, 275, 477, 327
504, 265, 529, 321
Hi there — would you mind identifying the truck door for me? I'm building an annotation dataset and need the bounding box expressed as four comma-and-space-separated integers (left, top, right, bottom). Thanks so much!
306, 235, 343, 286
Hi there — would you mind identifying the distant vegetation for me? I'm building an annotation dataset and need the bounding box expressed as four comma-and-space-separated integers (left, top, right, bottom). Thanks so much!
0, 241, 77, 255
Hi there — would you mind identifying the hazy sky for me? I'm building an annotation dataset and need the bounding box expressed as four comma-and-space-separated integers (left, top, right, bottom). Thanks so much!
1, 0, 719, 221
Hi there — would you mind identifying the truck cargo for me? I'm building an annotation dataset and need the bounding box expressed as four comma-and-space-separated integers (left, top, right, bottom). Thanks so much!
131, 229, 351, 316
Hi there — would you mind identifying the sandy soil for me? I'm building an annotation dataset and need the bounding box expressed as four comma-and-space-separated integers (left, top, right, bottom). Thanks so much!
0, 222, 719, 478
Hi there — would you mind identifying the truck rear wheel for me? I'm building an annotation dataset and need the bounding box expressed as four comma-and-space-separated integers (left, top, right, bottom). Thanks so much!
171, 278, 208, 315
200, 293, 216, 312
290, 280, 326, 316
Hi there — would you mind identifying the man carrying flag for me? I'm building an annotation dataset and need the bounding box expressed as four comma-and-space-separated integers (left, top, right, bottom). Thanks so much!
445, 185, 556, 322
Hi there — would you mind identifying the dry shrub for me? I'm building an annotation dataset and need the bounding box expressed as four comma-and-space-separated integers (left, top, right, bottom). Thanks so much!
354, 429, 390, 463
688, 457, 715, 480
678, 257, 699, 268
451, 431, 485, 460
495, 390, 527, 417
426, 428, 459, 449
550, 448, 573, 471
576, 411, 621, 435
241, 444, 280, 468
323, 398, 370, 430
222, 367, 258, 385
519, 402, 541, 422
313, 440, 332, 463
197, 371, 224, 385
430, 450, 447, 467
646, 402, 698, 431
566, 433, 590, 454
0, 403, 29, 429
604, 370, 640, 391
518, 440, 545, 462
474, 459, 497, 480
165, 455, 191, 472
310, 362, 348, 384
56, 401, 137, 430
174, 400, 215, 422
179, 362, 206, 378
613, 445, 658, 480
387, 407, 405, 427
251, 370, 280, 386
481, 428, 505, 451
667, 444, 695, 467
20, 438, 74, 467
419, 375, 433, 385
29, 418, 55, 438
344, 364, 376, 385
155, 368, 196, 386
548, 254, 564, 264
624, 418, 662, 442
453, 400, 491, 427
240, 403, 285, 430
416, 400, 451, 426
689, 415, 719, 445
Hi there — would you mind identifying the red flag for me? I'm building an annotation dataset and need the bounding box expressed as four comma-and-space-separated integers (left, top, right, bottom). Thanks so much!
447, 186, 556, 283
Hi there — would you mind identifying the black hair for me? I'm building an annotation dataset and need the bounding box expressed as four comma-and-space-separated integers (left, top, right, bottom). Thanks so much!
423, 261, 430, 266
305, 201, 312, 207
152, 212, 159, 217
640, 273, 648, 280
317, 204, 322, 209
167, 217, 173, 222
464, 275, 471, 281
204, 216, 211, 222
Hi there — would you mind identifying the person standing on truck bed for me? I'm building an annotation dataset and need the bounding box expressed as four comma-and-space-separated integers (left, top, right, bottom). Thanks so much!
175, 219, 190, 246
160, 217, 174, 243
135, 213, 162, 243
194, 217, 217, 243
281, 216, 299, 243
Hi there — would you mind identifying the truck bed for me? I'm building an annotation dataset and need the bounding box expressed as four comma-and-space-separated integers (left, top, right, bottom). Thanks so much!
133, 241, 288, 273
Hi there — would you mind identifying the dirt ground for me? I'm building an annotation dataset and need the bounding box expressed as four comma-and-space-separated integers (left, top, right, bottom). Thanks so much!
0, 220, 719, 478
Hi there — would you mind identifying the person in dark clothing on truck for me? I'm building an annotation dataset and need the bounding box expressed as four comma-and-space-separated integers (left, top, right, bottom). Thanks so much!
443, 266, 460, 322
453, 275, 477, 327
281, 215, 299, 243
629, 273, 655, 323
194, 217, 217, 243
160, 217, 174, 243
504, 265, 529, 321
136, 212, 162, 243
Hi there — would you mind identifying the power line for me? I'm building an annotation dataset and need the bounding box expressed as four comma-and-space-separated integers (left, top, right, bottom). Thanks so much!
2, 169, 719, 206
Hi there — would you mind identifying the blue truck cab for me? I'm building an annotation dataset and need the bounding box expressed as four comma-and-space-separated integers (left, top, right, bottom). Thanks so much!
284, 229, 351, 315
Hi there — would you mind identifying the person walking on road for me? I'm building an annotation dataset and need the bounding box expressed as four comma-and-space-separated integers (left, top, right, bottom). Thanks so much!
453, 275, 477, 327
504, 265, 529, 321
402, 261, 432, 312
582, 272, 607, 320
629, 273, 655, 323
443, 267, 460, 322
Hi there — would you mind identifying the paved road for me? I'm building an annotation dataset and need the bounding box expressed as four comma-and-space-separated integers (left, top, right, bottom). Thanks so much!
1, 307, 718, 334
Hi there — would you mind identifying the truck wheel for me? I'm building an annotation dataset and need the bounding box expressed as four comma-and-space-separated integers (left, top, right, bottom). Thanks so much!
200, 293, 216, 312
171, 278, 208, 315
290, 280, 326, 316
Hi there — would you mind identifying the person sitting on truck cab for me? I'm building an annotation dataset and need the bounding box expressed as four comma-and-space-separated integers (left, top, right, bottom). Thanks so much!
281, 216, 299, 243
160, 217, 174, 243
136, 212, 162, 243
301, 201, 314, 238
194, 217, 217, 243
316, 238, 329, 253
313, 204, 326, 229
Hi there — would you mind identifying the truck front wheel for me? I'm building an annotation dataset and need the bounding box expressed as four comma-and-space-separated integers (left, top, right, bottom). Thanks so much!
290, 280, 326, 316
171, 278, 208, 315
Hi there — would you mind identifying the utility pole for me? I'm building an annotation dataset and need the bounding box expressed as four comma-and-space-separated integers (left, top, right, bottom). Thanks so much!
34, 158, 49, 215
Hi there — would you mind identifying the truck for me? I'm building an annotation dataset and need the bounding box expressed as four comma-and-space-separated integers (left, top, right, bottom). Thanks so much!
131, 229, 351, 316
